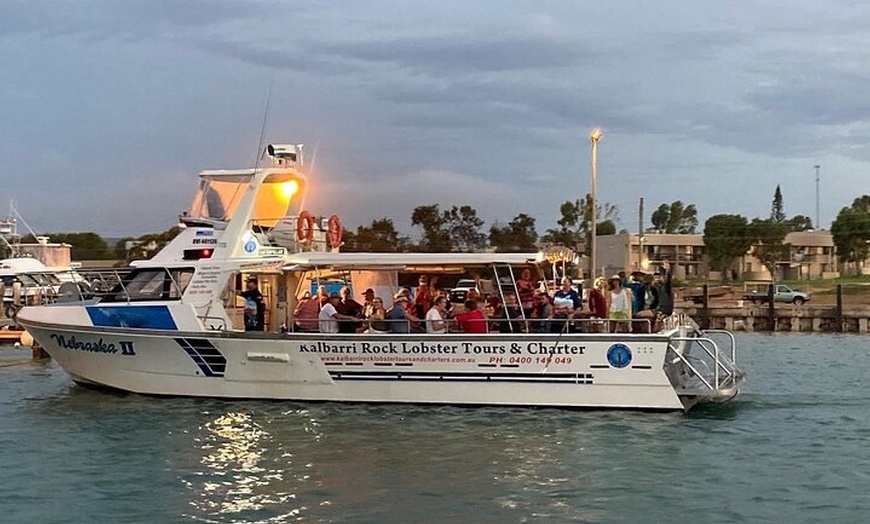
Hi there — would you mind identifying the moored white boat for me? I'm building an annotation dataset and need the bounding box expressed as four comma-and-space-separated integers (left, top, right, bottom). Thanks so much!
18, 144, 744, 411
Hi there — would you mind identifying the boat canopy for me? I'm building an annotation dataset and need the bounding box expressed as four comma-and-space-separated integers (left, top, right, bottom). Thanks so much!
186, 168, 307, 228
282, 252, 541, 272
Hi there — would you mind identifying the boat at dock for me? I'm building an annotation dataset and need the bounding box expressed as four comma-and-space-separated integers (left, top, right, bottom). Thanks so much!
17, 144, 744, 411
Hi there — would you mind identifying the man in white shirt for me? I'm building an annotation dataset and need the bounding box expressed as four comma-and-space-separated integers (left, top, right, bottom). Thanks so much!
319, 292, 355, 333
425, 296, 448, 334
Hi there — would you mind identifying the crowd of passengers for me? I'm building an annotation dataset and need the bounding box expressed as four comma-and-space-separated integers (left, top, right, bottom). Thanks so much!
290, 261, 675, 335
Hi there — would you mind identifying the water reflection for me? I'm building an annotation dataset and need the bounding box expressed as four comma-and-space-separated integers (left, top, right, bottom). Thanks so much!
184, 409, 316, 523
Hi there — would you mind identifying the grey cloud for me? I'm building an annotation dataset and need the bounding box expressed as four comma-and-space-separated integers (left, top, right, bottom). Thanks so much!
4, 0, 870, 235
0, 0, 263, 41
318, 35, 598, 73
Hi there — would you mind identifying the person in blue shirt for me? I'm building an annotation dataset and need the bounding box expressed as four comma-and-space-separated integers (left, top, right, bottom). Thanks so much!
239, 277, 265, 331
552, 277, 582, 332
626, 271, 646, 316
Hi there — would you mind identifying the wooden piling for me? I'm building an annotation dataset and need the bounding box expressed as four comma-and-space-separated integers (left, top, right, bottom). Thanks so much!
700, 284, 710, 329
835, 284, 843, 333
31, 341, 49, 361
767, 283, 775, 331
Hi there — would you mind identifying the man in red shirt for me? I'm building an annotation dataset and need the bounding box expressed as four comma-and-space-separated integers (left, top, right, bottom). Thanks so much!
454, 299, 488, 333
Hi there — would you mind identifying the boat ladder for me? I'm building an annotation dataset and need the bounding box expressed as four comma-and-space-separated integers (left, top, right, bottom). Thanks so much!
666, 323, 745, 403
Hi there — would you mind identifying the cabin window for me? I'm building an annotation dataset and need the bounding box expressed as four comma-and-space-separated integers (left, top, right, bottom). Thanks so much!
102, 267, 196, 302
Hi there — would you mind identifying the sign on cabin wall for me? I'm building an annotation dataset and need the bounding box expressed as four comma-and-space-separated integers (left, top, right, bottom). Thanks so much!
185, 264, 223, 300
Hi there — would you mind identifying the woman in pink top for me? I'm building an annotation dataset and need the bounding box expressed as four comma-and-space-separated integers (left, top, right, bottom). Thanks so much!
293, 294, 320, 332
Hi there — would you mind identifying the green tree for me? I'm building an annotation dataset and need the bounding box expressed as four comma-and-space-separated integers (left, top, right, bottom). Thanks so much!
703, 214, 753, 277
489, 213, 538, 252
749, 218, 790, 279
411, 204, 486, 252
342, 218, 410, 252
125, 227, 183, 262
114, 237, 133, 259
771, 185, 786, 223
650, 201, 699, 233
831, 195, 870, 264
542, 194, 618, 253
543, 200, 583, 247
23, 232, 113, 260
411, 204, 452, 252
447, 205, 487, 252
787, 215, 814, 232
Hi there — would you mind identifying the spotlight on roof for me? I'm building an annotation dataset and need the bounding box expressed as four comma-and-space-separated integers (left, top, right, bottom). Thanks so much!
265, 143, 304, 167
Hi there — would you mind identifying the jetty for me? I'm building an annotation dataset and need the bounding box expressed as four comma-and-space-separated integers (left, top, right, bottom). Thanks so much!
680, 284, 870, 333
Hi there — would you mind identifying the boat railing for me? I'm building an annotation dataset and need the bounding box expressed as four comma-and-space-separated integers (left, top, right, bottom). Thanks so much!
33, 268, 191, 307
1, 269, 127, 319
249, 216, 332, 252
286, 315, 656, 334
701, 329, 737, 365
666, 332, 739, 395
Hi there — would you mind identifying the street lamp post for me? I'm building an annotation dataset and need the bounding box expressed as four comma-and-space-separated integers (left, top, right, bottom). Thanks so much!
589, 127, 603, 278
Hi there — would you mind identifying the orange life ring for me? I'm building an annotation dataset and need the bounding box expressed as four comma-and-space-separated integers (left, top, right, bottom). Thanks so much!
296, 211, 315, 244
327, 214, 343, 249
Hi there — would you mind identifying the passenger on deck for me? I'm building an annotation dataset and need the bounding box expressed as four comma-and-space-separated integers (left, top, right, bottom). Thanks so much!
414, 275, 435, 318
517, 268, 536, 318
293, 291, 320, 332
388, 294, 419, 334
337, 286, 364, 333
607, 275, 632, 333
366, 297, 391, 334
466, 287, 481, 303
626, 271, 646, 317
552, 277, 582, 332
319, 292, 357, 333
361, 288, 376, 318
587, 277, 608, 333
316, 285, 329, 306
653, 260, 676, 330
530, 291, 553, 333
454, 299, 488, 333
495, 291, 524, 333
397, 287, 422, 331
425, 296, 449, 334
633, 274, 659, 333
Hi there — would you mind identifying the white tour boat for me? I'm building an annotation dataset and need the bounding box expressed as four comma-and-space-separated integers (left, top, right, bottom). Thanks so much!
17, 144, 744, 411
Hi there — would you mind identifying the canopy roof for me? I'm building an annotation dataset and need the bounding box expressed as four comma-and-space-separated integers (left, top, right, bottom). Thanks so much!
283, 251, 540, 272
186, 168, 307, 227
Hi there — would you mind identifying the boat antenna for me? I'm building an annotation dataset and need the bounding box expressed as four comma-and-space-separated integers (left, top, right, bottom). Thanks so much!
252, 81, 274, 171
298, 138, 319, 211
12, 202, 40, 240
220, 82, 274, 222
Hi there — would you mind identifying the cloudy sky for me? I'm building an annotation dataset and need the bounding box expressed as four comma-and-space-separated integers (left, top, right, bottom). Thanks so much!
1, 1, 868, 239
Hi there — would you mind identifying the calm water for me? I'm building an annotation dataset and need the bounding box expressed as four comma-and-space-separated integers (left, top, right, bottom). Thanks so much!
1, 333, 868, 523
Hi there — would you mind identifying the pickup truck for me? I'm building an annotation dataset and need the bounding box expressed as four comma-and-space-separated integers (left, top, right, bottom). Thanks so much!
743, 284, 810, 305
448, 279, 494, 304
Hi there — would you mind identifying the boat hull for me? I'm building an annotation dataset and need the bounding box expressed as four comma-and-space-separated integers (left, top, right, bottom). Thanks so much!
21, 319, 689, 410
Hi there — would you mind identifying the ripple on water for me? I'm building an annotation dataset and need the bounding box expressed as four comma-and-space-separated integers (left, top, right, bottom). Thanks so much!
0, 333, 869, 523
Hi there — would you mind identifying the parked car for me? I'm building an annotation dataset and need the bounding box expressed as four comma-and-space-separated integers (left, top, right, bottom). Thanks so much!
448, 278, 494, 303
743, 284, 810, 305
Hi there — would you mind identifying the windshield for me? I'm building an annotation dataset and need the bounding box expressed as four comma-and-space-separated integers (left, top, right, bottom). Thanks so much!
102, 267, 195, 302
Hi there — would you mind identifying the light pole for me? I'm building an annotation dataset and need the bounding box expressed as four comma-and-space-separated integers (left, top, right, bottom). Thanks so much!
589, 127, 603, 278
814, 164, 820, 229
